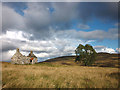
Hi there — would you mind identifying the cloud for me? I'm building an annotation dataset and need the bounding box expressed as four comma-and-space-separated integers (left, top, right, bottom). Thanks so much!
2, 30, 33, 41
23, 2, 51, 31
94, 45, 116, 53
2, 2, 118, 32
2, 41, 17, 52
115, 23, 120, 27
77, 24, 90, 29
116, 48, 120, 53
2, 4, 25, 32
3, 2, 27, 15
51, 2, 118, 23
94, 46, 105, 50
0, 2, 2, 32
1, 30, 118, 61
1, 50, 15, 61
1, 30, 89, 61
53, 28, 118, 40
3, 3, 118, 40
1, 2, 118, 62
2, 2, 118, 42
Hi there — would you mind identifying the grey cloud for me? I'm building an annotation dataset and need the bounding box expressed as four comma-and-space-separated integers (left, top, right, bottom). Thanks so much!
115, 23, 120, 26
29, 27, 118, 41
77, 24, 90, 29
3, 2, 27, 14
1, 51, 12, 61
2, 41, 17, 51
52, 2, 118, 24
78, 2, 118, 22
0, 2, 2, 33
23, 2, 51, 31
2, 2, 118, 40
2, 5, 25, 32
53, 2, 118, 25
1, 29, 117, 61
3, 2, 118, 30
24, 2, 118, 39
94, 46, 106, 50
1, 31, 78, 61
1, 2, 118, 61
53, 28, 118, 40
22, 50, 49, 54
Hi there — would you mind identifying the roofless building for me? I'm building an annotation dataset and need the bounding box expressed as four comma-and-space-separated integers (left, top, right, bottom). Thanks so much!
11, 48, 37, 64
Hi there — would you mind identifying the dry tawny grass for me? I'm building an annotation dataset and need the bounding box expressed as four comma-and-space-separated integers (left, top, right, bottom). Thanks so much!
2, 62, 119, 88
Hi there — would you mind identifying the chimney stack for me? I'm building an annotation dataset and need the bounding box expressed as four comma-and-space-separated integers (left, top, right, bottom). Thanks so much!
16, 48, 19, 52
30, 51, 33, 54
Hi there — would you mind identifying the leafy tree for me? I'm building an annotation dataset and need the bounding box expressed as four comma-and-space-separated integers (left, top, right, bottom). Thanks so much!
75, 44, 85, 63
75, 44, 97, 66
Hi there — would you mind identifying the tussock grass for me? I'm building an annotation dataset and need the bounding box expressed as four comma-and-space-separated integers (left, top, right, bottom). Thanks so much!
2, 62, 119, 88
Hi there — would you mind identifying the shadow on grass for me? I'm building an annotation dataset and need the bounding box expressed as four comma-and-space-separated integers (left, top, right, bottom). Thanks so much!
108, 72, 120, 80
34, 62, 60, 67
61, 62, 71, 65
99, 63, 115, 68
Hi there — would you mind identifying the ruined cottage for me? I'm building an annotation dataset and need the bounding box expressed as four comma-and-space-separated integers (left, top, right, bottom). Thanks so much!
11, 48, 38, 64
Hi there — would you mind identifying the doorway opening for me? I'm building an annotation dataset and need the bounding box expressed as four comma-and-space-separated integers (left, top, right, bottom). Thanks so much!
30, 60, 32, 63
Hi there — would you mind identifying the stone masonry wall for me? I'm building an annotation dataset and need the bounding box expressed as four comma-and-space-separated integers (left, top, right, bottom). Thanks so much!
11, 48, 37, 64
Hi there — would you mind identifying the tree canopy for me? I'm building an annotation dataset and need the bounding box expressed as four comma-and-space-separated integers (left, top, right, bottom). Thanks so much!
75, 44, 97, 66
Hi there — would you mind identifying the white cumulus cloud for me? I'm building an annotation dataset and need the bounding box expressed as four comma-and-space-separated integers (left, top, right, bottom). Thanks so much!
94, 46, 116, 53
116, 48, 120, 53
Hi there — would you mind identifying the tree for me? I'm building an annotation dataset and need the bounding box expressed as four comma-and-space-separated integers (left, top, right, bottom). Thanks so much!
75, 44, 97, 66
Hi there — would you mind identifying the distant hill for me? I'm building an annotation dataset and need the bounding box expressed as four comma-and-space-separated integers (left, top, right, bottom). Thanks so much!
2, 53, 119, 68
40, 53, 119, 68
43, 56, 76, 62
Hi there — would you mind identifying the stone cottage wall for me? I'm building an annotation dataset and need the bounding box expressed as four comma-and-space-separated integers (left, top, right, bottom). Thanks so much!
11, 48, 38, 64
11, 55, 31, 64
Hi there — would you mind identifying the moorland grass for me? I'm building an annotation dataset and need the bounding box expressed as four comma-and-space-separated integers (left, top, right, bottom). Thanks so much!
2, 62, 119, 88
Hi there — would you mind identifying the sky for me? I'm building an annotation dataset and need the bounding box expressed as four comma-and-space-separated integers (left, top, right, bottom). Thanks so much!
0, 2, 119, 62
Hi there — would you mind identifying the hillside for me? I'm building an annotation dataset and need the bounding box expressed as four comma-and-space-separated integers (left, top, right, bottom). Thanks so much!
40, 53, 119, 68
